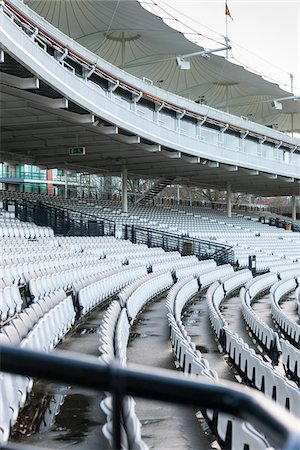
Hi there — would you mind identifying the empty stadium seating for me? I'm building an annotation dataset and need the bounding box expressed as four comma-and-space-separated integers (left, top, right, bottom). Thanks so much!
1, 201, 300, 449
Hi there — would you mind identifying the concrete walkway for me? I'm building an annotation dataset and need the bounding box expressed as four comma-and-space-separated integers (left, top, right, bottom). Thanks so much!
10, 306, 110, 450
126, 293, 215, 450
182, 292, 236, 383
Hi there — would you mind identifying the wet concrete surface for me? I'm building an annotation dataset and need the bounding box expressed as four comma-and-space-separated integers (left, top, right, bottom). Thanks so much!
10, 305, 110, 450
126, 293, 217, 450
182, 293, 236, 383
278, 292, 300, 324
221, 294, 259, 352
251, 293, 277, 331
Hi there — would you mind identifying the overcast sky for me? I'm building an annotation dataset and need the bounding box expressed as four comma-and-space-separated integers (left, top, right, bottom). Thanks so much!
152, 0, 300, 95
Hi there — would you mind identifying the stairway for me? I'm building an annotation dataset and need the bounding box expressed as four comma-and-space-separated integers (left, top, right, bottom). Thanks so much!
136, 177, 175, 206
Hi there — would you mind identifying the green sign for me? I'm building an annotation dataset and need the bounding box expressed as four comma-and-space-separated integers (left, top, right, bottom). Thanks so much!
69, 146, 86, 155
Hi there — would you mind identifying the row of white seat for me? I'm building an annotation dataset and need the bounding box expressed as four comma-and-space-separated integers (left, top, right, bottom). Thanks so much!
280, 338, 300, 381
0, 225, 54, 239
240, 273, 281, 360
0, 288, 75, 444
270, 278, 300, 346
296, 285, 300, 317
0, 284, 24, 322
1, 249, 83, 267
166, 276, 270, 449
98, 269, 177, 449
28, 260, 122, 301
0, 277, 15, 289
120, 270, 174, 323
1, 254, 104, 286
78, 265, 148, 315
207, 279, 300, 422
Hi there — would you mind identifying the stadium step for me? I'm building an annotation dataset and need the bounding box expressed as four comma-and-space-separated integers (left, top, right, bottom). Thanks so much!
135, 177, 176, 206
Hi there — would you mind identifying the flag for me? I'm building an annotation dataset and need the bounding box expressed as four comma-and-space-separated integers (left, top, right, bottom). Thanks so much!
225, 1, 233, 20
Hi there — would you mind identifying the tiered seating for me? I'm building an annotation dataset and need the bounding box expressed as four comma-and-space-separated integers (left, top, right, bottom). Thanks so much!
240, 273, 281, 362
166, 275, 270, 449
1, 196, 300, 448
0, 208, 53, 239
270, 277, 300, 347
0, 288, 75, 442
207, 275, 300, 422
98, 269, 174, 449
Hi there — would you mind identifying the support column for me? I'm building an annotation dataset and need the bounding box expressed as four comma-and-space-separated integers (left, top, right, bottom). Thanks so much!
177, 185, 180, 205
121, 167, 128, 213
64, 170, 68, 199
226, 182, 232, 218
292, 195, 297, 221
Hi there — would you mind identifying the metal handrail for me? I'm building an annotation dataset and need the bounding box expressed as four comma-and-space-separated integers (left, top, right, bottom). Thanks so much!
1, 344, 300, 450
122, 224, 234, 265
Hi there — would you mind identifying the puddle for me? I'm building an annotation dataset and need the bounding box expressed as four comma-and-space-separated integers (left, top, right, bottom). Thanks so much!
77, 327, 98, 334
12, 382, 68, 438
196, 345, 208, 353
53, 393, 100, 442
142, 418, 165, 425
131, 332, 148, 338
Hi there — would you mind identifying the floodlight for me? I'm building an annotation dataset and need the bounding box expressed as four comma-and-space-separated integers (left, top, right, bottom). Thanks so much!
271, 101, 283, 110
176, 57, 190, 71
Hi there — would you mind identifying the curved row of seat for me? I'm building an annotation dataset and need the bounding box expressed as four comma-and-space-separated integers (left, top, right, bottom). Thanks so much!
0, 224, 54, 239
120, 270, 173, 323
240, 273, 281, 362
0, 284, 24, 322
0, 288, 75, 443
207, 278, 300, 421
78, 265, 148, 315
28, 259, 121, 301
98, 269, 176, 449
270, 277, 300, 346
166, 276, 270, 449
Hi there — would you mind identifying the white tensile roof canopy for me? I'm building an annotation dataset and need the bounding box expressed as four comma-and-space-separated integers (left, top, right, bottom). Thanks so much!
25, 0, 300, 135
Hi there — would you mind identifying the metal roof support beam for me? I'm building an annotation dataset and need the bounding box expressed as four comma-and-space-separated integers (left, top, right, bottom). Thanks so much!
182, 155, 201, 164
266, 174, 277, 179
117, 135, 140, 144
85, 64, 97, 80
133, 92, 143, 103
121, 166, 128, 213
75, 114, 95, 124
208, 161, 220, 168
0, 72, 39, 89
292, 195, 297, 221
248, 170, 259, 175
198, 116, 207, 127
97, 125, 119, 135
241, 130, 249, 139
176, 110, 186, 120
226, 165, 238, 172
226, 181, 232, 218
221, 124, 229, 133
28, 97, 68, 109
259, 136, 266, 145
56, 48, 68, 63
154, 102, 164, 112
162, 150, 181, 159
142, 144, 161, 153
108, 80, 119, 92
0, 49, 4, 63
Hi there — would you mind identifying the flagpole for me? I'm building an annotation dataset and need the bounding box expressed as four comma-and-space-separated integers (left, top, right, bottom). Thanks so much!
225, 0, 229, 60
225, 1, 229, 112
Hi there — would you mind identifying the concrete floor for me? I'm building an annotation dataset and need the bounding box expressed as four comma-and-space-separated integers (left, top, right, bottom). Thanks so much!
126, 293, 216, 450
9, 284, 298, 450
10, 306, 110, 450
